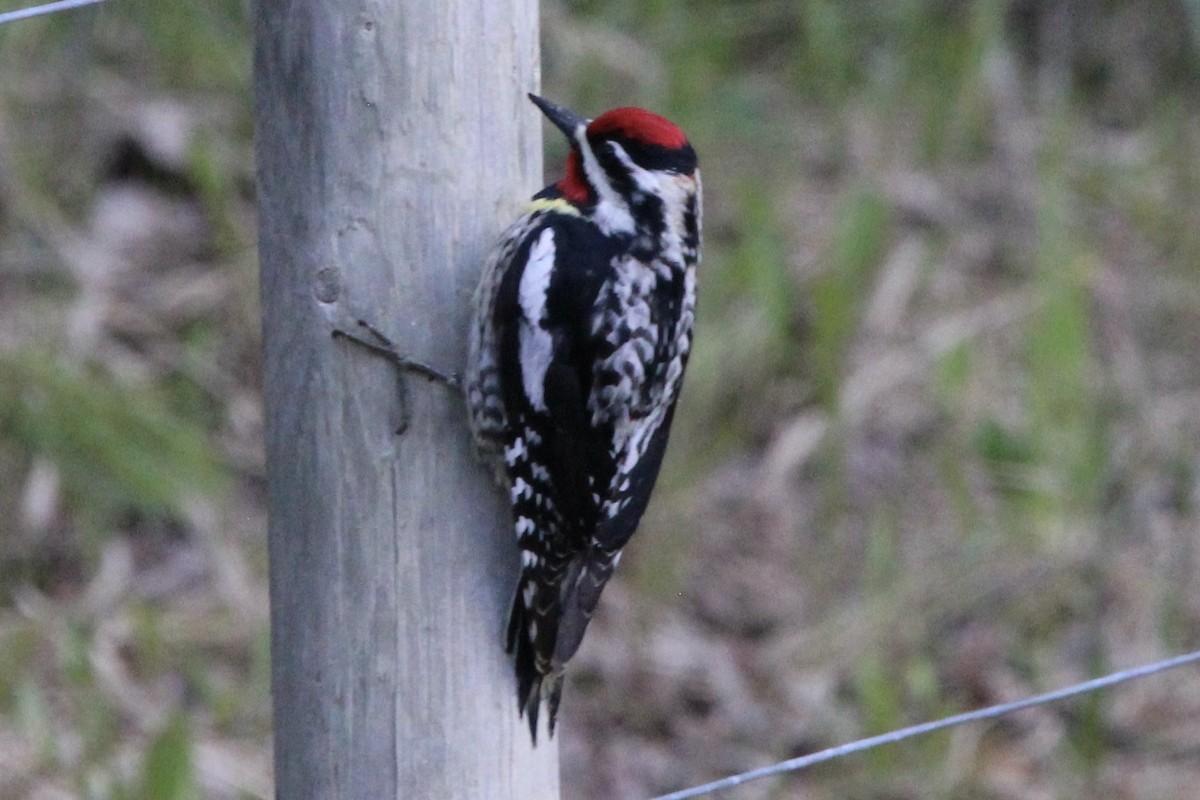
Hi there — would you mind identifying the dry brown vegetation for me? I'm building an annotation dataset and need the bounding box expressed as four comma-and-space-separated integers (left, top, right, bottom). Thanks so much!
1, 1, 1198, 798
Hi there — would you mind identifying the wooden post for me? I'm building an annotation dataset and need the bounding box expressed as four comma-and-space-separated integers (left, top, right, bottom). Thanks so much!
255, 1, 559, 797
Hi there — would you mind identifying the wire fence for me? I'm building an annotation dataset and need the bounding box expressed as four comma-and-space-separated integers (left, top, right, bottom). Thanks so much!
0, 0, 107, 26
650, 649, 1200, 799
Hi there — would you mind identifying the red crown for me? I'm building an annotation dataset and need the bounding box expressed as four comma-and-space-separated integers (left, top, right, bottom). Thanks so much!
587, 107, 688, 150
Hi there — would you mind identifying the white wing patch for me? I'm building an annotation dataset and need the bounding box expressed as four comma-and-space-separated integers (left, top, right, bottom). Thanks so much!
518, 228, 557, 411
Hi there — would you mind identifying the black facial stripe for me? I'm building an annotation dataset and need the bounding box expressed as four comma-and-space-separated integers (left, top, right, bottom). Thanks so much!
683, 193, 700, 253
596, 143, 640, 199
592, 136, 697, 175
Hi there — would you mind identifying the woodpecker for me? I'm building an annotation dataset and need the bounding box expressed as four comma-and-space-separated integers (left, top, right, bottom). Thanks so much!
466, 94, 701, 741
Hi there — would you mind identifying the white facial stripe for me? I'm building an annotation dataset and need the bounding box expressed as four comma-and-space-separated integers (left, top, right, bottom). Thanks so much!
517, 228, 556, 410
575, 131, 636, 234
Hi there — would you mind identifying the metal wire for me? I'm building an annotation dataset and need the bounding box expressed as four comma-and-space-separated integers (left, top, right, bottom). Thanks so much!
651, 649, 1200, 800
0, 0, 108, 26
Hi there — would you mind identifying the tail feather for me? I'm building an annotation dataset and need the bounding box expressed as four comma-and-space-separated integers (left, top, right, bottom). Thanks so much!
553, 549, 619, 667
525, 676, 541, 741
507, 593, 539, 726
547, 674, 565, 736
507, 550, 620, 743
507, 570, 561, 743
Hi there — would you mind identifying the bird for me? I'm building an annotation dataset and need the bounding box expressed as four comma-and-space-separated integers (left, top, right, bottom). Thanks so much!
465, 93, 701, 741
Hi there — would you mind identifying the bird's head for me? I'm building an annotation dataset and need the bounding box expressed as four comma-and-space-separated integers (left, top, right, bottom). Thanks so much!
529, 94, 698, 231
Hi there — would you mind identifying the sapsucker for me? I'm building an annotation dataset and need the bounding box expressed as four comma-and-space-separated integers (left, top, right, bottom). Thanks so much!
467, 94, 701, 740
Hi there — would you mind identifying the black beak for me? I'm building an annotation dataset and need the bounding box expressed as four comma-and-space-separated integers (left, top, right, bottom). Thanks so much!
528, 94, 587, 140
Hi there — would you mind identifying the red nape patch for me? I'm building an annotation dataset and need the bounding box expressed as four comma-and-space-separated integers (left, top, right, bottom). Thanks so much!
587, 107, 688, 149
558, 148, 592, 205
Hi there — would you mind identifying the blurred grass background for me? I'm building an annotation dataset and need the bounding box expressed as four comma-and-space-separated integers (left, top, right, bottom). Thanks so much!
0, 1, 1198, 798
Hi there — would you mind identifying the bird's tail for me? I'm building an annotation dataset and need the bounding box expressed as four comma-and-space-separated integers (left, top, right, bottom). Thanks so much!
506, 548, 620, 743
553, 547, 619, 667
506, 566, 562, 743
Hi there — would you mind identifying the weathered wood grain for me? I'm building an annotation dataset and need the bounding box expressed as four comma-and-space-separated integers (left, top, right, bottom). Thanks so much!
255, 1, 559, 796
